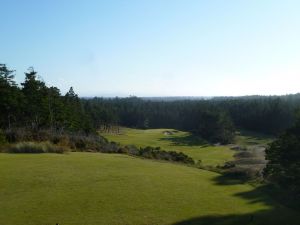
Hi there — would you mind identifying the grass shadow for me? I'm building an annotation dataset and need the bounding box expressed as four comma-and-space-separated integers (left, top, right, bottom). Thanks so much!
172, 172, 300, 225
211, 173, 246, 186
171, 209, 298, 225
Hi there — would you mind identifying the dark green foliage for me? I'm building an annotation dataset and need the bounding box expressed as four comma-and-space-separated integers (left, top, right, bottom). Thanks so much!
197, 111, 235, 144
21, 67, 49, 129
264, 118, 300, 202
222, 166, 262, 181
47, 87, 66, 130
138, 146, 194, 164
213, 96, 296, 135
0, 64, 23, 129
0, 64, 93, 133
64, 87, 86, 131
0, 129, 7, 144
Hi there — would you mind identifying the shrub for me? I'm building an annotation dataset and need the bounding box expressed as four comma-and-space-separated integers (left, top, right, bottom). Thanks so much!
234, 151, 255, 158
2, 128, 194, 165
43, 142, 67, 153
7, 142, 67, 154
101, 141, 121, 153
223, 166, 261, 180
3, 128, 108, 149
221, 161, 236, 169
137, 146, 194, 164
58, 133, 108, 151
123, 145, 139, 155
4, 128, 31, 142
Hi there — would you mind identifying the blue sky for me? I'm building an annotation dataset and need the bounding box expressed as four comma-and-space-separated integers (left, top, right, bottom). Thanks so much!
1, 0, 300, 97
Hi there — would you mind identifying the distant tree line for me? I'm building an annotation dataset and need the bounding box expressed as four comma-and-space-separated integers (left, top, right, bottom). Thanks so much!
2, 64, 300, 144
82, 97, 236, 143
211, 96, 298, 134
83, 95, 300, 143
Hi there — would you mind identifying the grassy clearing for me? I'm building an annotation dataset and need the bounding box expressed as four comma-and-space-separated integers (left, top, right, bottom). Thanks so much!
0, 152, 299, 225
101, 128, 235, 167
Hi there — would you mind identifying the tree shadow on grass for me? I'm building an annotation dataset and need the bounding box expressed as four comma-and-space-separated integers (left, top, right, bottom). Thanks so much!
211, 173, 246, 186
212, 174, 272, 204
172, 173, 300, 225
171, 209, 298, 225
159, 134, 209, 147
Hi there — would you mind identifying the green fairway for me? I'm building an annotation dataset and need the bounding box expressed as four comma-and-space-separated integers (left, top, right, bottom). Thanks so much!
0, 152, 299, 225
101, 128, 235, 166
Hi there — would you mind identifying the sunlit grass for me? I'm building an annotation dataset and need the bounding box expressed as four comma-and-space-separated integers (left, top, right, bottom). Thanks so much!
101, 128, 234, 167
0, 153, 298, 225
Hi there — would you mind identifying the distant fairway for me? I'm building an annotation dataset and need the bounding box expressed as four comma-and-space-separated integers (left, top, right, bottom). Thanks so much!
0, 152, 299, 225
101, 128, 235, 166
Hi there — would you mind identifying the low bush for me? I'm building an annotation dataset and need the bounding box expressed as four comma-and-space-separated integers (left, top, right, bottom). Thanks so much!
234, 151, 255, 158
2, 128, 194, 165
5, 128, 31, 143
137, 146, 194, 164
7, 142, 67, 154
220, 161, 236, 169
97, 144, 194, 165
101, 141, 123, 153
222, 166, 263, 180
123, 145, 140, 155
3, 128, 107, 146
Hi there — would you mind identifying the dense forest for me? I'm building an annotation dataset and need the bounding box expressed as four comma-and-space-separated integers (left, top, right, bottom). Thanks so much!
1, 64, 300, 203
2, 64, 300, 143
83, 95, 300, 143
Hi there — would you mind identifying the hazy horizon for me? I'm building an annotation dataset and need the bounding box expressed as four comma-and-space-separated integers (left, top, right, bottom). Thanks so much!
82, 93, 300, 99
1, 0, 300, 97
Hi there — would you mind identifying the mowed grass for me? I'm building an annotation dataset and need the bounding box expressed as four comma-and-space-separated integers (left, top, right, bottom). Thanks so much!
101, 128, 235, 166
0, 152, 299, 225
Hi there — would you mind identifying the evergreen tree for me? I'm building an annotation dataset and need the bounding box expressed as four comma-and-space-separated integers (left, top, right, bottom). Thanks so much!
264, 113, 300, 200
64, 87, 89, 131
0, 64, 22, 129
21, 67, 48, 129
47, 86, 65, 131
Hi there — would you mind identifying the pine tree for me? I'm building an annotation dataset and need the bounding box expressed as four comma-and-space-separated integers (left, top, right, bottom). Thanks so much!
0, 64, 22, 129
264, 113, 300, 201
21, 67, 48, 129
